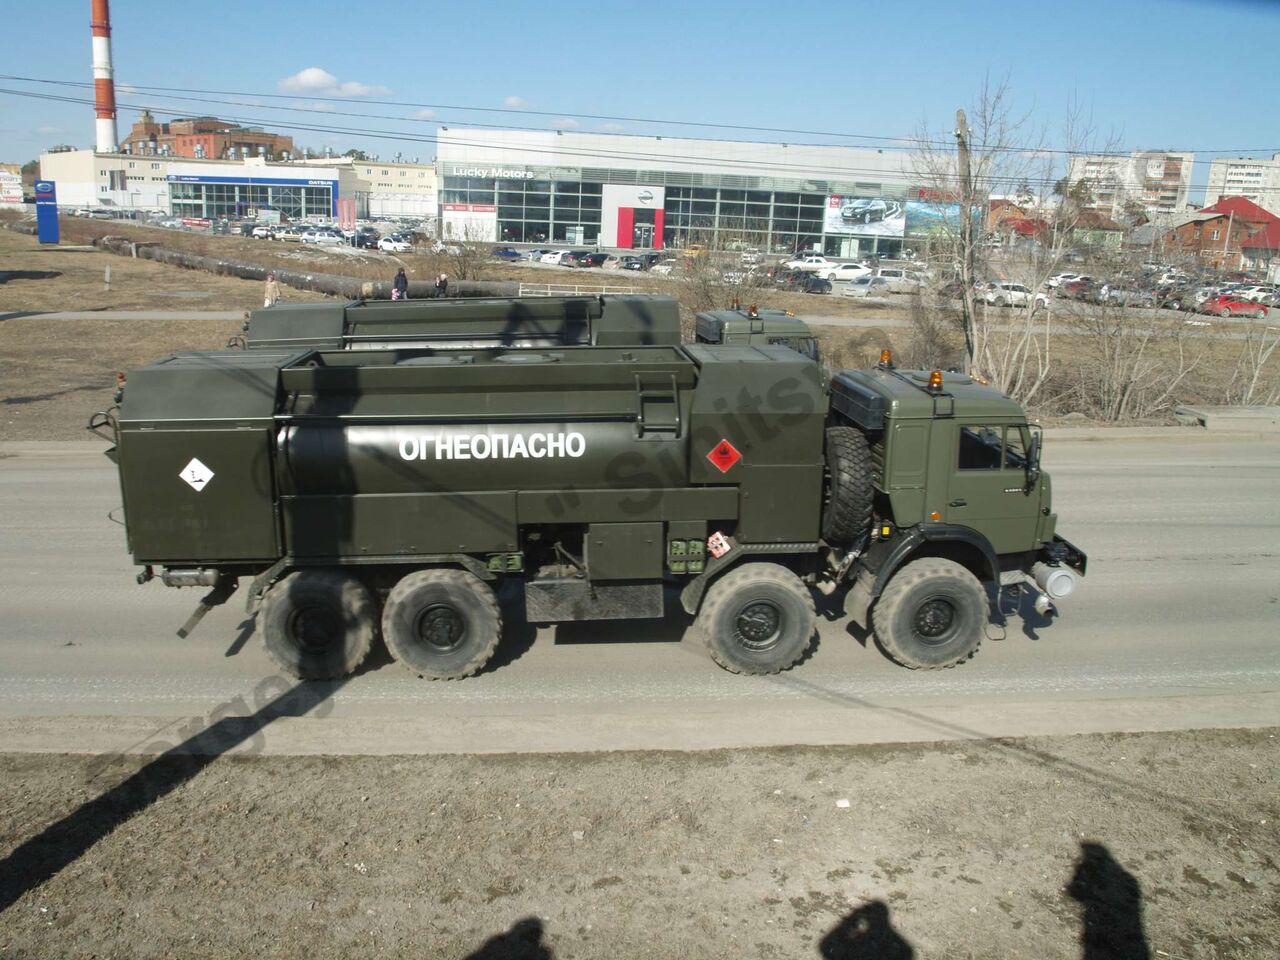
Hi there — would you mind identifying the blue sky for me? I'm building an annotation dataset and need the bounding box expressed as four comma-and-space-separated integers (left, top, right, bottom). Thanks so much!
4, 0, 1278, 198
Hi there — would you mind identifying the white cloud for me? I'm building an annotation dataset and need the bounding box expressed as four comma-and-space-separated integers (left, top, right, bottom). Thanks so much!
291, 100, 336, 112
598, 122, 624, 133
36, 126, 63, 135
551, 117, 579, 130
278, 67, 389, 98
412, 108, 435, 120
503, 95, 527, 109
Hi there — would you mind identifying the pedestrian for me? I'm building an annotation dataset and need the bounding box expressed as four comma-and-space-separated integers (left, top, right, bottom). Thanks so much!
392, 267, 409, 301
263, 271, 281, 308
436, 273, 449, 298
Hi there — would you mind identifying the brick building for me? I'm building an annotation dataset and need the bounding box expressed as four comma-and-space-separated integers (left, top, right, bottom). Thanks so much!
1162, 197, 1280, 271
119, 110, 295, 161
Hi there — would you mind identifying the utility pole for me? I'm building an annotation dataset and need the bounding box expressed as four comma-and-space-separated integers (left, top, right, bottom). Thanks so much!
955, 109, 976, 373
1220, 209, 1235, 272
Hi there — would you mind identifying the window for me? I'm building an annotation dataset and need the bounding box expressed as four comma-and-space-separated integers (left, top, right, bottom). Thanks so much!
1003, 427, 1029, 469
958, 426, 1004, 470
1211, 229, 1220, 241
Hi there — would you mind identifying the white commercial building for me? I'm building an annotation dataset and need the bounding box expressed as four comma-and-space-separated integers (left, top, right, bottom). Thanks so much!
436, 129, 924, 257
1204, 154, 1280, 217
1066, 151, 1195, 220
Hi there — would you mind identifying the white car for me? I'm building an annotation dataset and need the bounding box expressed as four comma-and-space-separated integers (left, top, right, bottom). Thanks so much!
540, 250, 572, 265
378, 235, 412, 253
841, 275, 893, 299
433, 240, 463, 255
250, 225, 275, 239
783, 254, 836, 273
983, 281, 1033, 307
821, 262, 872, 282
650, 260, 679, 275
1047, 272, 1085, 288
871, 267, 923, 294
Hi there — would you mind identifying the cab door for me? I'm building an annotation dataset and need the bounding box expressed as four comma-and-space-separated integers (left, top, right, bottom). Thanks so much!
943, 422, 1042, 555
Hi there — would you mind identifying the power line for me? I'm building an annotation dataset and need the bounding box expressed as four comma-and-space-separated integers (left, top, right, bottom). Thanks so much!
4, 72, 1276, 158
0, 85, 1225, 195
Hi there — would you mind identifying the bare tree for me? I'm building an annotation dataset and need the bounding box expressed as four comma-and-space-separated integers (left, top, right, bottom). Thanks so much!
1224, 322, 1280, 406
912, 78, 1118, 405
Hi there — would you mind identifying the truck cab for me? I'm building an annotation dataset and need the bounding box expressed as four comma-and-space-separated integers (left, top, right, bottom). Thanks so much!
694, 307, 820, 363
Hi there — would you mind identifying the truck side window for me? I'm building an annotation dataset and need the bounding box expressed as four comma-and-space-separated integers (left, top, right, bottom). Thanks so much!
1003, 427, 1029, 469
958, 425, 1002, 470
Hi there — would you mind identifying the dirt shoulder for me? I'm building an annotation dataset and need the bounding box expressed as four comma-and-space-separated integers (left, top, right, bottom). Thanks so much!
1, 728, 1275, 959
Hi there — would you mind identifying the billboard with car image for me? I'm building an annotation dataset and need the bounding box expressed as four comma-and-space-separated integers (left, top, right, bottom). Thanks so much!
824, 195, 905, 237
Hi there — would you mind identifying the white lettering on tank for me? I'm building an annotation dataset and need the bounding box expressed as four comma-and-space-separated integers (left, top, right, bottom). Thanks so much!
396, 431, 587, 461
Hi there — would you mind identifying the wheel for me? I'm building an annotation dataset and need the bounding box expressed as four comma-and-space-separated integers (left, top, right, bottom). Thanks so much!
826, 273, 837, 281
696, 563, 816, 675
1255, 309, 1266, 319
259, 570, 377, 680
821, 426, 874, 545
872, 558, 988, 670
862, 212, 872, 224
382, 569, 501, 679
995, 297, 1007, 308
1219, 308, 1232, 318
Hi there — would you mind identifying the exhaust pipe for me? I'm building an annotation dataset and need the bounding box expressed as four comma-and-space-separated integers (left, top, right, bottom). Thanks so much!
1032, 562, 1076, 600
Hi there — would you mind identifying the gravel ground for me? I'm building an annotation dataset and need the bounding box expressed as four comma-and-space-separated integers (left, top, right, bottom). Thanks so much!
1, 728, 1276, 959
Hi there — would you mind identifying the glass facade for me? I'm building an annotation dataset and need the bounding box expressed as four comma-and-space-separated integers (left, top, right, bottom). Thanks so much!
443, 176, 602, 243
169, 180, 333, 220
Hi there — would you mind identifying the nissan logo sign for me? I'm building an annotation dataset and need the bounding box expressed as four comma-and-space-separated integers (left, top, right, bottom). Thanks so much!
637, 189, 654, 204
35, 181, 53, 192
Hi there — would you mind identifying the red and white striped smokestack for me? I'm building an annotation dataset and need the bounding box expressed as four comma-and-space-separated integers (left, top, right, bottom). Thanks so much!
91, 0, 118, 153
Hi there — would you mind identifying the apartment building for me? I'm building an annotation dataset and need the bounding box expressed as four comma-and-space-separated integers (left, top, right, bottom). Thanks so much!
1205, 155, 1280, 217
1066, 151, 1195, 220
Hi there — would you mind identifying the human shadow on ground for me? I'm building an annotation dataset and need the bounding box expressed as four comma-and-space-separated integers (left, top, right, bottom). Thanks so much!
1067, 841, 1152, 960
0, 677, 343, 914
464, 917, 554, 960
819, 900, 914, 959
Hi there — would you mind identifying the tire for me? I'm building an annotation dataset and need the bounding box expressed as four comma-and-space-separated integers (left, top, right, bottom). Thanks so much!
872, 558, 988, 670
821, 426, 874, 545
259, 570, 377, 680
826, 273, 837, 281
862, 213, 872, 224
696, 563, 816, 675
1255, 309, 1266, 320
1219, 308, 1232, 318
995, 297, 1007, 308
382, 569, 501, 679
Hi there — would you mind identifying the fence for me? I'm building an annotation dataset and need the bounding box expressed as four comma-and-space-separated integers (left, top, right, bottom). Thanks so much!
518, 282, 637, 297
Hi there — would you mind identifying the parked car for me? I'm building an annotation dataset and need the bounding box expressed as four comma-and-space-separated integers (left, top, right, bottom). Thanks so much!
872, 267, 923, 294
354, 227, 381, 249
274, 227, 302, 243
378, 235, 412, 253
783, 253, 836, 273
540, 250, 571, 264
432, 240, 463, 255
601, 255, 623, 270
619, 256, 645, 271
1061, 278, 1099, 301
650, 259, 679, 275
799, 275, 833, 295
1200, 295, 1268, 319
840, 198, 889, 224
1100, 286, 1157, 308
250, 225, 275, 240
490, 246, 522, 261
1047, 272, 1088, 288
579, 253, 610, 267
821, 262, 872, 283
841, 275, 892, 299
983, 281, 1033, 308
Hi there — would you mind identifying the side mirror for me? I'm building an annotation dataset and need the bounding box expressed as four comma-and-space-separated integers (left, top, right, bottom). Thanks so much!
1025, 430, 1042, 490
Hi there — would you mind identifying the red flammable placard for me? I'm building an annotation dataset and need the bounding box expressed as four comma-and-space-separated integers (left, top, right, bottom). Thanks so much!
706, 439, 742, 473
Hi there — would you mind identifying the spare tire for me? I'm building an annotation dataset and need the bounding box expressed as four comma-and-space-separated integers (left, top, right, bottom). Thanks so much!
821, 425, 874, 545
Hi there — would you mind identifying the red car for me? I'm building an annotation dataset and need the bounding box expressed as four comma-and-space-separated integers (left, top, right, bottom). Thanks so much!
1200, 295, 1268, 319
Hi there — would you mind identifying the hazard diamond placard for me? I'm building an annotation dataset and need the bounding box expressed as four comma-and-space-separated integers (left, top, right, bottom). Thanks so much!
706, 439, 742, 473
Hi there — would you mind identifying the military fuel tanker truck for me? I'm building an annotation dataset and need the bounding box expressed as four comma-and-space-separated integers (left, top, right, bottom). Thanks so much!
96, 311, 1085, 681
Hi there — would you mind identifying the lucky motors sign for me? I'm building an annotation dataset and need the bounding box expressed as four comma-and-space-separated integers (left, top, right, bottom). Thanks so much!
449, 166, 535, 180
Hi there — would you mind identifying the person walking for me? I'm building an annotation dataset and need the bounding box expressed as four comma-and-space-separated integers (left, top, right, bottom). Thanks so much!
392, 267, 409, 301
435, 273, 449, 298
263, 271, 281, 308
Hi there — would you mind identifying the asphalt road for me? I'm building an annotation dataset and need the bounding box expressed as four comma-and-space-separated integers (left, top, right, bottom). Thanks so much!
1, 431, 1277, 756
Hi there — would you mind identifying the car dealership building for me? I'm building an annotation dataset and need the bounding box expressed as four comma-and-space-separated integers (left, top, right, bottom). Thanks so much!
436, 129, 919, 257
